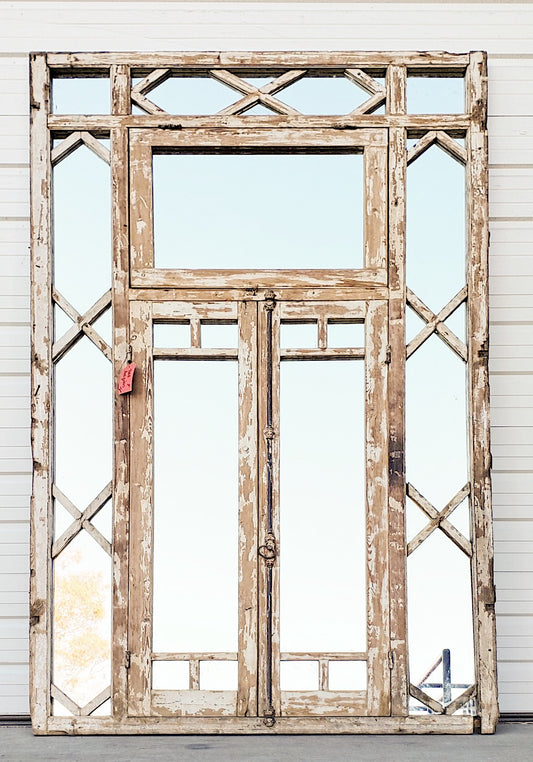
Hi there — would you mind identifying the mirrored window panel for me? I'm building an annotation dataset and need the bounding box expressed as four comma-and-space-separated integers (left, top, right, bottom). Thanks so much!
407, 77, 465, 114
153, 154, 364, 269
52, 77, 111, 114
152, 360, 239, 653
280, 360, 366, 654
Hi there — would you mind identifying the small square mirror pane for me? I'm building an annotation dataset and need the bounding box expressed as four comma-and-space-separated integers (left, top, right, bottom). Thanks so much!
153, 323, 190, 348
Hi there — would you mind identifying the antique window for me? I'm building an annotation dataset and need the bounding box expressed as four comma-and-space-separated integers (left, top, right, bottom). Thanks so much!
30, 51, 496, 735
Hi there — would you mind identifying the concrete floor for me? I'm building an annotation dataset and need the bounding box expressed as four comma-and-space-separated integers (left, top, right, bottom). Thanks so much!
0, 723, 532, 762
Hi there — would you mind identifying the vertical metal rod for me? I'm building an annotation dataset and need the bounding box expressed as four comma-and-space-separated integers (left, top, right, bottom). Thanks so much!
442, 648, 452, 705
262, 291, 276, 726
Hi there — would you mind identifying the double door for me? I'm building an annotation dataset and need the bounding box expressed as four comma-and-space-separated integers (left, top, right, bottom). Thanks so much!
127, 295, 392, 726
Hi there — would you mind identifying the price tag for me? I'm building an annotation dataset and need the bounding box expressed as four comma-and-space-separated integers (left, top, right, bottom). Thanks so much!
118, 362, 136, 395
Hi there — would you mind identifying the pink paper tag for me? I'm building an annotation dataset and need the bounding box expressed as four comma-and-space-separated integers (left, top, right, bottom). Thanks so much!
118, 362, 136, 395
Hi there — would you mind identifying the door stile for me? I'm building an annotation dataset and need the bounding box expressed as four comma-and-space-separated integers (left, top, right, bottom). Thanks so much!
237, 300, 259, 717
127, 300, 154, 716
365, 300, 391, 716
257, 293, 281, 725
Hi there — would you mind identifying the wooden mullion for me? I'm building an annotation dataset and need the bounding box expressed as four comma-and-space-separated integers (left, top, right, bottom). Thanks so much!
365, 300, 390, 716
129, 137, 154, 270
111, 62, 132, 722
466, 50, 498, 734
364, 144, 388, 270
237, 300, 259, 717
30, 52, 52, 735
128, 301, 153, 716
48, 113, 471, 132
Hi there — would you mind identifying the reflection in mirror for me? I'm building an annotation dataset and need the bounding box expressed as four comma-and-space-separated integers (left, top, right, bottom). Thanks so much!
280, 322, 317, 349
279, 76, 378, 114
280, 661, 318, 691
152, 661, 189, 690
153, 154, 364, 269
407, 145, 465, 313
90, 698, 111, 716
406, 335, 467, 508
407, 77, 464, 114
53, 145, 111, 314
201, 322, 238, 349
327, 321, 365, 348
53, 531, 111, 708
55, 336, 112, 509
280, 361, 366, 653
200, 661, 238, 690
408, 531, 474, 707
52, 78, 110, 114
328, 661, 367, 691
153, 322, 190, 348
152, 361, 238, 653
146, 76, 235, 114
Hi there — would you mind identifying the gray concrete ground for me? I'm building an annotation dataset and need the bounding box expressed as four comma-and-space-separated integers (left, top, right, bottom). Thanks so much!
0, 723, 532, 762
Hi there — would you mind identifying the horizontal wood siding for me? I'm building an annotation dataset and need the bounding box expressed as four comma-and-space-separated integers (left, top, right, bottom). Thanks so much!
0, 1, 532, 715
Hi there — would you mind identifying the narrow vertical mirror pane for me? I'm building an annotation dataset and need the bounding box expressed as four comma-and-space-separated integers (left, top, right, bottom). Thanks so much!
408, 531, 475, 710
53, 145, 111, 314
153, 154, 364, 269
407, 146, 465, 313
53, 531, 111, 709
54, 337, 112, 509
406, 336, 468, 508
280, 360, 366, 653
153, 361, 238, 653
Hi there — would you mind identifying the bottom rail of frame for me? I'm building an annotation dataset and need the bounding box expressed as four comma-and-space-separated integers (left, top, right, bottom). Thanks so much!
38, 715, 475, 735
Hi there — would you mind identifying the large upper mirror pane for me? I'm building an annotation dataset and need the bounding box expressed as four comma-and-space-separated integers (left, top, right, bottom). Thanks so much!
153, 154, 364, 269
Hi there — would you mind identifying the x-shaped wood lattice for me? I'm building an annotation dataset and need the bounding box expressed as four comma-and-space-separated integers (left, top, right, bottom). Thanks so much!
406, 286, 468, 362
52, 289, 112, 363
407, 482, 472, 557
52, 482, 112, 559
131, 67, 386, 116
409, 682, 476, 716
407, 131, 467, 167
51, 684, 111, 717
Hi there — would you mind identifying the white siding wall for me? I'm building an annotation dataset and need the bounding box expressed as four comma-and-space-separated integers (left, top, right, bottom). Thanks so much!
0, 0, 531, 715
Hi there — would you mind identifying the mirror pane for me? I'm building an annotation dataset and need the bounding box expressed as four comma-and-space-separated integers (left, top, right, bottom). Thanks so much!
52, 78, 110, 114
328, 661, 367, 691
152, 360, 238, 653
152, 661, 189, 690
280, 360, 366, 652
407, 77, 464, 114
280, 661, 318, 691
153, 154, 364, 269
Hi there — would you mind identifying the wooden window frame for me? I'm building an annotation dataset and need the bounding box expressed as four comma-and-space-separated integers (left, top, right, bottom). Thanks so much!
30, 50, 496, 735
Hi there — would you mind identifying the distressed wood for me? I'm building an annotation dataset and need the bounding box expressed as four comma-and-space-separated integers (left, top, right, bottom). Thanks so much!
407, 130, 466, 166
46, 51, 470, 70
466, 50, 498, 734
386, 68, 409, 714
43, 714, 474, 735
152, 690, 237, 717
29, 51, 52, 736
51, 130, 110, 165
127, 301, 153, 716
152, 653, 237, 661
153, 348, 238, 360
237, 300, 259, 717
281, 692, 367, 717
52, 289, 112, 362
365, 301, 390, 716
52, 482, 112, 558
406, 483, 472, 558
48, 113, 471, 132
151, 302, 238, 320
111, 63, 132, 722
280, 348, 365, 360
406, 287, 468, 362
131, 287, 390, 303
364, 145, 388, 269
131, 269, 388, 291
212, 69, 305, 116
